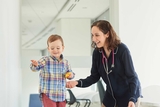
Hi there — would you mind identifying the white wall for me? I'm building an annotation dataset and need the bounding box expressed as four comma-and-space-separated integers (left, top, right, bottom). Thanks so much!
56, 18, 91, 56
21, 50, 41, 107
0, 0, 21, 106
119, 0, 160, 88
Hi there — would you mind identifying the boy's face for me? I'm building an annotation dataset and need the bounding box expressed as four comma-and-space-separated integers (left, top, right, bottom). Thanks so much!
47, 39, 64, 59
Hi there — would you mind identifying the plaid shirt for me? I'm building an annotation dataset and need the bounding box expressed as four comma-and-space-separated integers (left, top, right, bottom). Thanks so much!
30, 55, 74, 102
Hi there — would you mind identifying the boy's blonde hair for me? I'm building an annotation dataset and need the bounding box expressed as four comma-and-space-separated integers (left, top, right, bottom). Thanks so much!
47, 34, 64, 47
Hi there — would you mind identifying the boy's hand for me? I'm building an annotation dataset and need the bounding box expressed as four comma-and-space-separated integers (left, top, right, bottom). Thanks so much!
31, 60, 38, 67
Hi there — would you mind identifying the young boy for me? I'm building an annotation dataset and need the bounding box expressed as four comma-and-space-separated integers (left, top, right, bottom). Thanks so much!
30, 34, 75, 107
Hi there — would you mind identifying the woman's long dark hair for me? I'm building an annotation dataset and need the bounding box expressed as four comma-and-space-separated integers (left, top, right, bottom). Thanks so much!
91, 20, 121, 50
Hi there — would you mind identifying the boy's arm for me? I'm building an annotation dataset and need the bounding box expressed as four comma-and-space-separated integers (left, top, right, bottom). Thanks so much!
30, 57, 46, 72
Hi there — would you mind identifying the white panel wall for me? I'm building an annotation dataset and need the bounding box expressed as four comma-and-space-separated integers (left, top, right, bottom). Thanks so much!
21, 50, 42, 107
0, 0, 21, 106
96, 10, 109, 21
119, 0, 160, 88
57, 18, 91, 56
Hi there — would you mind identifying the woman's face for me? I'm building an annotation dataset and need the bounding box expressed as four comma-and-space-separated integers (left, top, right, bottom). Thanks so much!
91, 26, 109, 48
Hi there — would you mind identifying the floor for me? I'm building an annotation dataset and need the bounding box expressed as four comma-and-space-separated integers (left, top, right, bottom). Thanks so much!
66, 102, 101, 107
66, 102, 155, 107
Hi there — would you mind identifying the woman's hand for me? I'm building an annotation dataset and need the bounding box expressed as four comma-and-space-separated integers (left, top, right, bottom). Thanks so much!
66, 81, 78, 88
128, 101, 135, 107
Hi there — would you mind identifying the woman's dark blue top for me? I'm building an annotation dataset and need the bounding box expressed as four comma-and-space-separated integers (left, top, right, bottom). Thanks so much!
76, 43, 141, 107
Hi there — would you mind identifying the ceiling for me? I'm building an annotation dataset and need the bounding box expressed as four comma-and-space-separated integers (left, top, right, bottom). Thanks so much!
21, 0, 109, 50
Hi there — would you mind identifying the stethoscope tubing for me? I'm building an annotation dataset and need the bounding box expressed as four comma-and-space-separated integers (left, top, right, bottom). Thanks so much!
101, 50, 114, 74
101, 49, 117, 107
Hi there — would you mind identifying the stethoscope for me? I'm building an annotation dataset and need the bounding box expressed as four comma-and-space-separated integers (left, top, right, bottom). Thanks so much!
101, 49, 114, 75
100, 49, 117, 107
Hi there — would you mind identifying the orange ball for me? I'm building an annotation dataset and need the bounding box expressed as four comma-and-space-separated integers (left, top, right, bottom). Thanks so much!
65, 72, 71, 78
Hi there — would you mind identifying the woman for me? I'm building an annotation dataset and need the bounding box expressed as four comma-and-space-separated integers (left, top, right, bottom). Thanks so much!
66, 20, 141, 107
